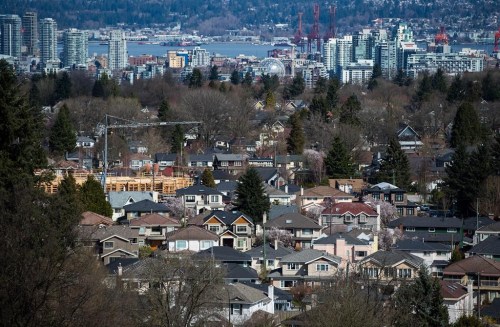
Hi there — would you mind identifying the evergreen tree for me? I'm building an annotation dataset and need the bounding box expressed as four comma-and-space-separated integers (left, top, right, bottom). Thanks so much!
0, 60, 46, 188
286, 112, 305, 154
58, 173, 83, 214
230, 70, 240, 85
450, 245, 464, 263
79, 175, 112, 217
450, 102, 481, 148
49, 104, 77, 155
376, 138, 411, 189
158, 98, 170, 122
234, 167, 270, 224
394, 69, 405, 86
242, 72, 253, 87
92, 78, 105, 98
188, 68, 203, 88
265, 91, 276, 109
492, 134, 500, 176
309, 96, 328, 118
284, 72, 305, 99
219, 81, 227, 92
431, 68, 448, 93
339, 94, 362, 126
209, 65, 219, 81
414, 71, 433, 103
170, 124, 184, 154
314, 76, 328, 94
482, 71, 500, 101
372, 63, 382, 79
447, 75, 464, 102
201, 168, 216, 188
393, 266, 449, 327
54, 71, 72, 102
325, 136, 356, 178
326, 78, 340, 110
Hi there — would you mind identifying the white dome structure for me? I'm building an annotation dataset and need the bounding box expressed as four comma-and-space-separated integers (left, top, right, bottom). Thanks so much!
259, 58, 286, 77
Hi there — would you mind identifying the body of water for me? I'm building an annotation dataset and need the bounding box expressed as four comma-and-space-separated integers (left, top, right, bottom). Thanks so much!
86, 41, 495, 59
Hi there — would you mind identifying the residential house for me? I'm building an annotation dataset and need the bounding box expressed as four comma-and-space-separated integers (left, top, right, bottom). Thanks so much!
128, 140, 148, 154
254, 167, 281, 186
216, 181, 238, 200
201, 210, 254, 251
212, 170, 235, 184
65, 151, 93, 170
224, 263, 260, 284
165, 225, 219, 252
246, 241, 294, 272
329, 178, 366, 195
363, 182, 418, 216
312, 233, 374, 269
463, 216, 496, 243
440, 280, 474, 324
443, 255, 500, 307
76, 136, 95, 148
269, 204, 299, 220
176, 185, 225, 214
276, 154, 304, 180
319, 202, 379, 233
128, 153, 153, 171
397, 124, 423, 153
265, 213, 323, 250
239, 281, 294, 312
358, 250, 424, 282
257, 121, 285, 148
79, 225, 139, 265
154, 153, 178, 169
268, 249, 342, 290
248, 157, 274, 168
187, 153, 214, 170
393, 239, 451, 276
80, 211, 114, 226
213, 154, 246, 175
123, 199, 170, 220
195, 246, 252, 267
264, 184, 293, 205
475, 221, 500, 243
221, 282, 275, 325
230, 137, 257, 154
129, 213, 181, 249
468, 236, 500, 261
297, 186, 354, 212
108, 191, 158, 221
388, 216, 466, 244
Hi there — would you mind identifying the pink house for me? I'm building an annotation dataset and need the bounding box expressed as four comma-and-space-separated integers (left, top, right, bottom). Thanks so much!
313, 233, 375, 269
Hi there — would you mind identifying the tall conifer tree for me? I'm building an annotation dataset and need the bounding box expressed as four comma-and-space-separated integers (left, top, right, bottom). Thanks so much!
234, 168, 270, 224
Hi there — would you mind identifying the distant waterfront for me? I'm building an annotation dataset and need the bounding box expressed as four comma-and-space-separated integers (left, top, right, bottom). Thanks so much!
87, 41, 495, 59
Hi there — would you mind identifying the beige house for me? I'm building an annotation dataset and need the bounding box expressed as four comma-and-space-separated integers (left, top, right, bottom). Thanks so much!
202, 210, 254, 251
264, 213, 323, 250
312, 233, 374, 269
297, 186, 354, 210
358, 250, 424, 283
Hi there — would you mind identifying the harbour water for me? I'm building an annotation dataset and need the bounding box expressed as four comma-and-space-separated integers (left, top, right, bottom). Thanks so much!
87, 41, 495, 59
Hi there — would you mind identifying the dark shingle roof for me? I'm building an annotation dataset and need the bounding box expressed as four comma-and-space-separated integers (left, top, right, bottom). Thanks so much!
361, 250, 424, 268
402, 232, 471, 244
280, 249, 341, 265
264, 213, 322, 229
239, 281, 293, 302
252, 167, 278, 182
224, 262, 259, 280
269, 205, 299, 220
394, 239, 451, 252
216, 181, 238, 192
468, 236, 500, 256
107, 258, 140, 275
443, 255, 500, 276
388, 216, 462, 229
176, 184, 223, 196
123, 199, 169, 213
463, 216, 496, 231
203, 210, 254, 225
212, 170, 235, 181
195, 246, 251, 262
477, 221, 500, 233
314, 233, 369, 246
154, 153, 177, 162
245, 243, 294, 259
165, 225, 219, 241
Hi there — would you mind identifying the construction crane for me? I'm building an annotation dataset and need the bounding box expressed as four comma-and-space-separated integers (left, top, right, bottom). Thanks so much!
494, 26, 500, 53
307, 3, 321, 53
434, 26, 449, 45
97, 114, 201, 190
293, 12, 306, 52
323, 5, 336, 42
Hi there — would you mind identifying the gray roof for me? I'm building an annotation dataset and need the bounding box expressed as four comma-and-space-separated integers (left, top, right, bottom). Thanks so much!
463, 217, 497, 231
314, 233, 369, 246
388, 216, 462, 229
176, 184, 223, 196
187, 154, 214, 162
239, 281, 293, 302
226, 282, 270, 305
123, 199, 169, 213
245, 243, 294, 260
253, 167, 278, 182
394, 239, 451, 252
216, 181, 238, 192
477, 221, 500, 233
78, 225, 139, 241
468, 236, 500, 256
108, 191, 155, 208
215, 154, 245, 161
224, 263, 259, 280
212, 170, 235, 181
203, 210, 254, 225
275, 155, 303, 164
403, 232, 471, 244
154, 153, 177, 162
265, 213, 322, 230
263, 184, 289, 197
269, 205, 299, 220
280, 249, 341, 265
361, 250, 424, 268
195, 246, 251, 263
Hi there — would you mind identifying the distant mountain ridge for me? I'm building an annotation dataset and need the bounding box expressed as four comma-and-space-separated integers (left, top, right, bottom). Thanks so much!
2, 0, 498, 34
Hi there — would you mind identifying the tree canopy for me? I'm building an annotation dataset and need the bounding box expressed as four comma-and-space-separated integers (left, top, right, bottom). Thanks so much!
79, 175, 113, 217
450, 102, 482, 148
49, 104, 77, 155
201, 168, 216, 188
286, 112, 305, 154
376, 138, 411, 190
325, 136, 356, 179
234, 167, 270, 224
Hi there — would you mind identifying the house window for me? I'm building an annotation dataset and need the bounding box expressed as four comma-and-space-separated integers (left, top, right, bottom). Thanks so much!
220, 161, 228, 167
397, 207, 404, 216
237, 239, 246, 249
344, 214, 353, 222
428, 228, 436, 233
384, 194, 390, 201
234, 161, 242, 166
302, 228, 313, 235
201, 240, 213, 250
405, 227, 415, 232
139, 227, 146, 235
363, 267, 379, 278
407, 208, 414, 215
267, 259, 275, 267
287, 263, 298, 270
280, 280, 297, 288
209, 226, 220, 233
151, 226, 162, 234
359, 214, 367, 223
316, 264, 329, 271
130, 238, 138, 244
176, 240, 187, 250
236, 225, 247, 233
447, 228, 457, 233
185, 195, 195, 202
104, 241, 114, 249
230, 304, 242, 315
395, 194, 404, 202
398, 269, 412, 278
355, 251, 367, 257
210, 195, 219, 203
114, 209, 121, 214
423, 251, 431, 256
372, 193, 380, 200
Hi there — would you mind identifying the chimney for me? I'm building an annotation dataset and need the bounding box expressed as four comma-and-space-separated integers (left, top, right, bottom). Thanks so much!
267, 285, 275, 314
467, 279, 474, 315
300, 187, 304, 196
285, 184, 288, 194
118, 263, 123, 276
274, 239, 278, 250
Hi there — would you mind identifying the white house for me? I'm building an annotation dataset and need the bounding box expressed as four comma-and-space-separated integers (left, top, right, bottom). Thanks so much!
394, 239, 451, 277
165, 225, 219, 252
176, 184, 225, 214
222, 282, 275, 325
440, 280, 474, 324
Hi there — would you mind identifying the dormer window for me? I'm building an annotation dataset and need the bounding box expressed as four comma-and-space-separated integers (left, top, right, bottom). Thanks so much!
285, 220, 292, 224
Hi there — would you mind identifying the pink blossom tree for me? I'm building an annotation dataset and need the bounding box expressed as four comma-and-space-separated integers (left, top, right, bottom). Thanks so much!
363, 195, 398, 227
303, 149, 326, 185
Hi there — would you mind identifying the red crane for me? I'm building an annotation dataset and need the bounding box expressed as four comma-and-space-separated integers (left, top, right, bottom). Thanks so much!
323, 5, 336, 42
494, 26, 500, 53
307, 3, 321, 53
434, 26, 449, 45
293, 12, 305, 52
